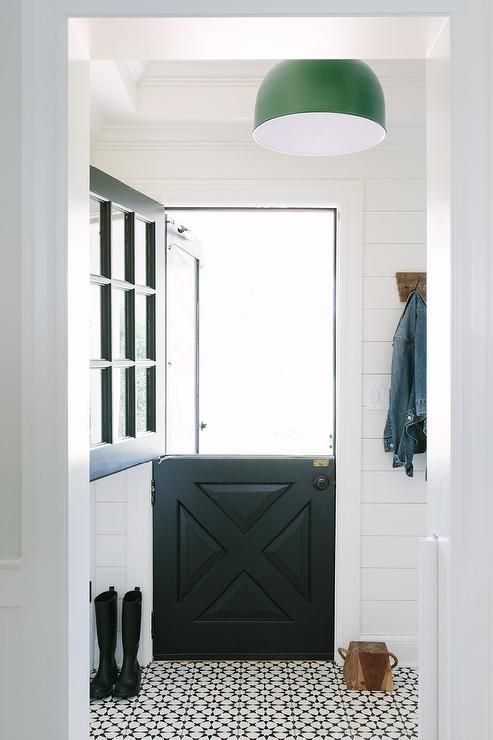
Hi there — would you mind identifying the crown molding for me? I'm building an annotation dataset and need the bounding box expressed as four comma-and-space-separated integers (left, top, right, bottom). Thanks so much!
141, 76, 260, 88
139, 74, 424, 90
139, 59, 424, 89
93, 123, 425, 151
94, 140, 256, 151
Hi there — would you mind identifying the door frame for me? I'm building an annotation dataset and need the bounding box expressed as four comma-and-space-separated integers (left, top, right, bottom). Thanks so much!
6, 4, 493, 740
166, 196, 363, 657
165, 237, 201, 455
165, 222, 202, 453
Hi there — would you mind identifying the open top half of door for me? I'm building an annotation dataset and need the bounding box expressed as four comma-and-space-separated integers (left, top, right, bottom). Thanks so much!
166, 208, 336, 457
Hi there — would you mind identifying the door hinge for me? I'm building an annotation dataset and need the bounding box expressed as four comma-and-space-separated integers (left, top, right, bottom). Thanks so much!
151, 479, 156, 506
151, 611, 155, 640
89, 580, 92, 603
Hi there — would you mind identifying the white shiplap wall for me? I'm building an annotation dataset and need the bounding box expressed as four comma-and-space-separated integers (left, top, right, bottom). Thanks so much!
361, 181, 426, 664
90, 463, 153, 668
90, 59, 427, 665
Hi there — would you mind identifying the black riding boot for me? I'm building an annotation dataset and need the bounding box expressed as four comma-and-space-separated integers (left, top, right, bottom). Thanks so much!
90, 586, 119, 700
113, 587, 142, 698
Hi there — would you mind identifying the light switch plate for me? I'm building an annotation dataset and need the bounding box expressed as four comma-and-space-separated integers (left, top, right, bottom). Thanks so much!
366, 382, 390, 410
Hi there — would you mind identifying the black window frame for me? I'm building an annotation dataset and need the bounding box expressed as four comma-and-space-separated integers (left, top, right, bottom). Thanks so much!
89, 166, 166, 481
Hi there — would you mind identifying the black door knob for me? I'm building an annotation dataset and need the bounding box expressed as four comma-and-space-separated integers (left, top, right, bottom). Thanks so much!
313, 475, 329, 491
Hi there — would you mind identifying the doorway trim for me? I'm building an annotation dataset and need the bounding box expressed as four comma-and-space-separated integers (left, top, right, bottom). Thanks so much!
8, 4, 493, 740
167, 191, 364, 656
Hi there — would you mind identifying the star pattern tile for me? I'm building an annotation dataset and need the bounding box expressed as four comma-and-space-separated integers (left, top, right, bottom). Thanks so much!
90, 661, 418, 739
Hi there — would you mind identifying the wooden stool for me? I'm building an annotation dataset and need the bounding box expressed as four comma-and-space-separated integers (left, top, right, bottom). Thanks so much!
338, 641, 398, 691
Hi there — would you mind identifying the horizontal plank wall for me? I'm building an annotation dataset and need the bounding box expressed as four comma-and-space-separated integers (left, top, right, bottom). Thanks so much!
91, 59, 426, 665
361, 173, 426, 665
90, 463, 153, 668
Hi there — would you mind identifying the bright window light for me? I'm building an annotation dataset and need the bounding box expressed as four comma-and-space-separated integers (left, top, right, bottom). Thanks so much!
169, 209, 335, 456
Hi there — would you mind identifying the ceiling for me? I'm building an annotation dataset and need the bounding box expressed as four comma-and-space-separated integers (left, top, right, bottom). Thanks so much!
75, 16, 447, 60
82, 17, 431, 158
90, 59, 425, 148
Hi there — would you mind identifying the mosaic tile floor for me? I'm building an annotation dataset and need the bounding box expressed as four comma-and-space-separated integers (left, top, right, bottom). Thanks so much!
90, 661, 418, 740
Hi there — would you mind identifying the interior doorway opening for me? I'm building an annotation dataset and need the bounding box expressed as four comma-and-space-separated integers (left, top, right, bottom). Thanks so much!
60, 11, 450, 740
152, 207, 338, 660
166, 208, 336, 456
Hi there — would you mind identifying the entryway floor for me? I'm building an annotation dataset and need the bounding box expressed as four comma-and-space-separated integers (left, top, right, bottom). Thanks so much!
90, 660, 418, 739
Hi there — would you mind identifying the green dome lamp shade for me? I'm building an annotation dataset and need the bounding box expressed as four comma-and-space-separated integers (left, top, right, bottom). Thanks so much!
253, 60, 386, 156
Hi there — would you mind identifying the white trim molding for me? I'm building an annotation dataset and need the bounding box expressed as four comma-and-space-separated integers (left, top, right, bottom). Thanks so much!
93, 126, 426, 152
5, 5, 493, 740
333, 183, 364, 659
156, 178, 364, 658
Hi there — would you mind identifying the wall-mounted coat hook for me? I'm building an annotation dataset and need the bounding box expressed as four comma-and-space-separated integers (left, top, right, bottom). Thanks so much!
395, 272, 427, 302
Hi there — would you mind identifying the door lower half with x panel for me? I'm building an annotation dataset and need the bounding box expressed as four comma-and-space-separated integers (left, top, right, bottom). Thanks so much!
153, 455, 335, 659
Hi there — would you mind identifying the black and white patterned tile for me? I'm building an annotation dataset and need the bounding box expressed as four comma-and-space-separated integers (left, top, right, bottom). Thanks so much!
90, 661, 418, 739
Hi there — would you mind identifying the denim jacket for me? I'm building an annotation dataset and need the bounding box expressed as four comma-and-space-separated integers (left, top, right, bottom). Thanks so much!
384, 290, 426, 477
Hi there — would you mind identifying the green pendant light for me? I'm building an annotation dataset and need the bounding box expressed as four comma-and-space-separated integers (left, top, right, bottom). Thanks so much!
253, 60, 386, 156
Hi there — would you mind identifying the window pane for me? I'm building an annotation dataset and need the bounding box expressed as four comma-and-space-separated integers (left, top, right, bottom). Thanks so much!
136, 367, 155, 434
135, 219, 147, 286
113, 368, 129, 440
90, 285, 102, 359
90, 369, 103, 445
135, 294, 146, 359
112, 289, 128, 359
112, 207, 126, 280
135, 293, 154, 360
90, 198, 101, 274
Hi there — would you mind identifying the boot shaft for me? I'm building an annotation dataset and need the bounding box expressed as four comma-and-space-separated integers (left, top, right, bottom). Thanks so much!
121, 586, 142, 650
91, 586, 118, 700
113, 587, 142, 699
94, 585, 118, 651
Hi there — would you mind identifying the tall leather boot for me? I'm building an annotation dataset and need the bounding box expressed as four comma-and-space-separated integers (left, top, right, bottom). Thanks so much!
113, 587, 142, 698
90, 586, 119, 700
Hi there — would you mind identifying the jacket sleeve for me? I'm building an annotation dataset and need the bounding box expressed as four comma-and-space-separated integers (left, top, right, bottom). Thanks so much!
414, 296, 427, 419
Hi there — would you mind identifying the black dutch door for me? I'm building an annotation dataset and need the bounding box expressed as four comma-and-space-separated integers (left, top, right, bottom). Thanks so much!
153, 456, 335, 659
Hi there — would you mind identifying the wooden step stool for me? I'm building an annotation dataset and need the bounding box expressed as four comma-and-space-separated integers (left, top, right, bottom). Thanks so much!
338, 641, 398, 691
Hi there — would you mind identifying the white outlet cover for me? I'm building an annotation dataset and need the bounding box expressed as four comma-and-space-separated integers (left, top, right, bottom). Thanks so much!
366, 382, 390, 410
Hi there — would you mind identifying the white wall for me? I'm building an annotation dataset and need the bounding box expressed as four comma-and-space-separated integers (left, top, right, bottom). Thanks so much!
0, 0, 21, 562
0, 14, 22, 739
91, 59, 427, 665
360, 179, 427, 665
420, 22, 450, 739
0, 1, 22, 725
90, 463, 153, 668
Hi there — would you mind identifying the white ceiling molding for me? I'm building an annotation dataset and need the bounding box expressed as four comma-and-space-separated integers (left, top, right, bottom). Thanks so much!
96, 121, 254, 144
89, 58, 424, 146
140, 59, 425, 88
140, 76, 261, 88
124, 79, 424, 125
140, 75, 424, 90
90, 58, 424, 143
93, 123, 425, 151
